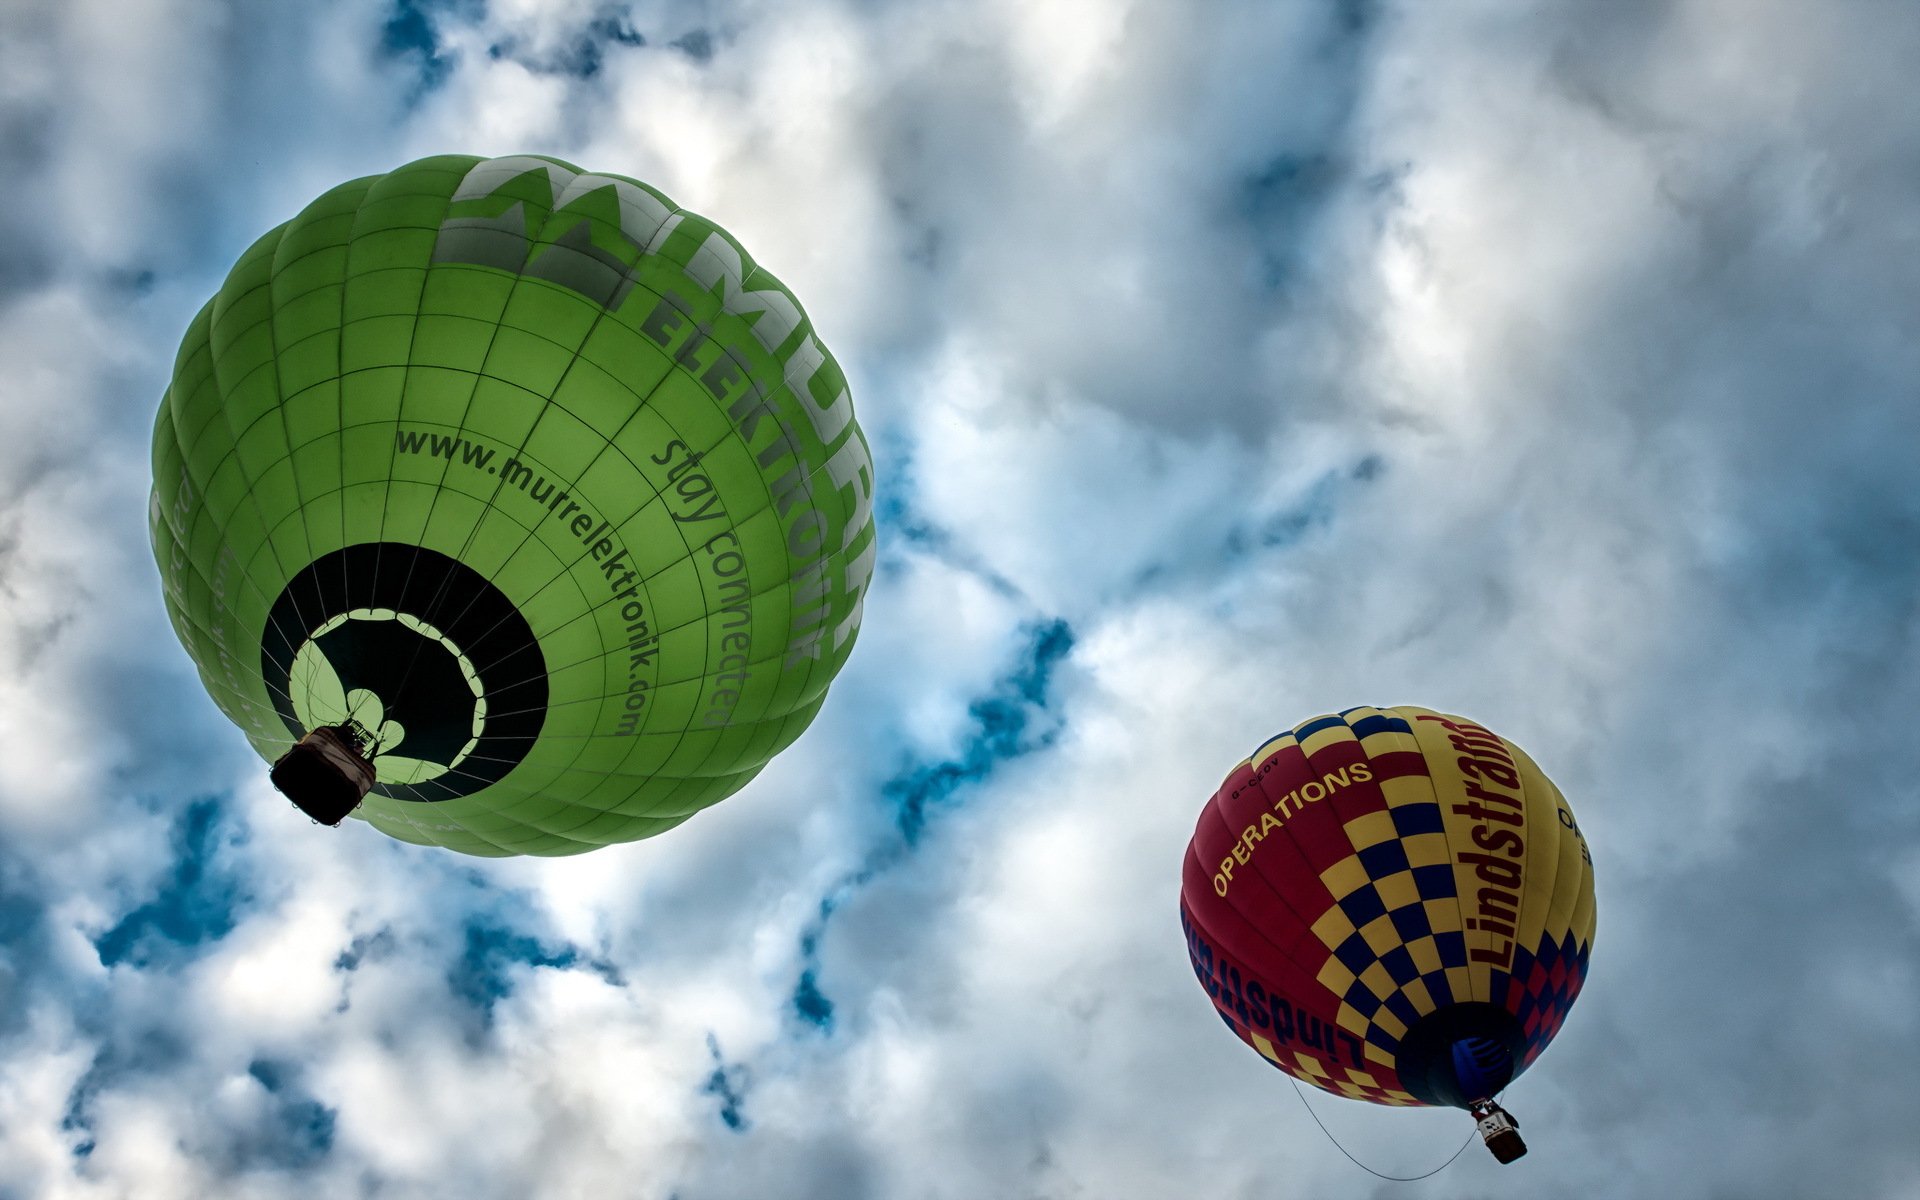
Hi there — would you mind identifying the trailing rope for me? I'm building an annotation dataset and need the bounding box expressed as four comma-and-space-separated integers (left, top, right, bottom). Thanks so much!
1287, 1078, 1476, 1182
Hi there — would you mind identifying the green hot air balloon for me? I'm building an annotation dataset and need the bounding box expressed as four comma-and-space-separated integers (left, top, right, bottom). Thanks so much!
149, 154, 876, 856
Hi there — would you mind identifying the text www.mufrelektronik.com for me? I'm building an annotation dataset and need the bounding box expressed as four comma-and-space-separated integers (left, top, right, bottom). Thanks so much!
393, 428, 657, 735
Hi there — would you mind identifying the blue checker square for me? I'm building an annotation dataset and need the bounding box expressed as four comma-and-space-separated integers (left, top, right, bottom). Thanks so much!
1335, 932, 1376, 973
1343, 983, 1383, 1017
1391, 802, 1445, 836
1357, 840, 1411, 878
1338, 885, 1387, 927
1422, 969, 1455, 1008
1379, 945, 1420, 985
1349, 712, 1412, 738
1389, 902, 1432, 941
1411, 863, 1456, 899
1383, 991, 1421, 1028
1295, 715, 1347, 740
1434, 930, 1468, 968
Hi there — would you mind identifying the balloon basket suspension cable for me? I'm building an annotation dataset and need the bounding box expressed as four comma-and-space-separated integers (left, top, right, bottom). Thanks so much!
1286, 1078, 1477, 1182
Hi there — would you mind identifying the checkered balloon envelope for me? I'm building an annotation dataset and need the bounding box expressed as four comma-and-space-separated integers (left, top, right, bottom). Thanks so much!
1180, 707, 1596, 1111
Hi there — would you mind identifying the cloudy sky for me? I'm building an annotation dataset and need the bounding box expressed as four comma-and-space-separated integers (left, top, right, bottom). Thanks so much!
3, 0, 1918, 1195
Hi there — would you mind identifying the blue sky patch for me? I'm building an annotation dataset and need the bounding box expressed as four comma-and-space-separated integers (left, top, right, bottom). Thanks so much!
444, 915, 624, 1026
449, 920, 579, 1013
333, 927, 398, 972
92, 799, 248, 970
380, 0, 474, 99
1215, 455, 1383, 567
785, 619, 1075, 1036
241, 1060, 338, 1169
884, 618, 1073, 846
486, 11, 648, 78
701, 1033, 752, 1131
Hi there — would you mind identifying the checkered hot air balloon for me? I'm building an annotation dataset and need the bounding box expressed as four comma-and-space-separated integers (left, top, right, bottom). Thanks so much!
1180, 707, 1596, 1114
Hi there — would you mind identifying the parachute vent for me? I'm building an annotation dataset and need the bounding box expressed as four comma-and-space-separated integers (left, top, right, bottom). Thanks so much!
1393, 1003, 1525, 1109
1450, 1036, 1515, 1101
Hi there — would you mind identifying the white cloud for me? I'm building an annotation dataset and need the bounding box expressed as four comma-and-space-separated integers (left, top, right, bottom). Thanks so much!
2, 0, 1918, 1196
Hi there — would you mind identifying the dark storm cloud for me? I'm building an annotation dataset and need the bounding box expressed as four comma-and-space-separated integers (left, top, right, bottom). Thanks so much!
0, 4, 60, 300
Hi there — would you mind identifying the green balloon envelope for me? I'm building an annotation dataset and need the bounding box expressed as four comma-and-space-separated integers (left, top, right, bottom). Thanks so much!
149, 154, 877, 856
